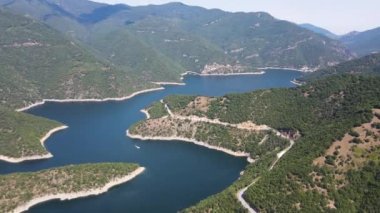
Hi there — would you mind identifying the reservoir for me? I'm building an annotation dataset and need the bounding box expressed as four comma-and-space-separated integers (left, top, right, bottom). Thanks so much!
0, 70, 301, 212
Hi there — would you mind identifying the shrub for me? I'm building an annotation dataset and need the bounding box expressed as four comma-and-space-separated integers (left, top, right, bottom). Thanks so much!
348, 129, 360, 137
325, 155, 336, 165
350, 138, 362, 144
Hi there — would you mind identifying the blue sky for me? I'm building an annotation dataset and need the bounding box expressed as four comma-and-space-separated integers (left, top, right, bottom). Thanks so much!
92, 0, 380, 35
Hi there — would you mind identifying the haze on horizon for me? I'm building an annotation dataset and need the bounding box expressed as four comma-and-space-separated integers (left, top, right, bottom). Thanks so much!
92, 0, 380, 35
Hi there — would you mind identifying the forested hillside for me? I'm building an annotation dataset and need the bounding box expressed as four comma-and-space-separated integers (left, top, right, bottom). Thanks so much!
1, 0, 353, 74
302, 53, 380, 80
340, 27, 380, 56
0, 9, 158, 109
0, 163, 141, 212
0, 106, 62, 159
131, 73, 380, 212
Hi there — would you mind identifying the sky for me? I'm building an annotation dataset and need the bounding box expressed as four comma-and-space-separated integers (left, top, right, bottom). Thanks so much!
92, 0, 380, 35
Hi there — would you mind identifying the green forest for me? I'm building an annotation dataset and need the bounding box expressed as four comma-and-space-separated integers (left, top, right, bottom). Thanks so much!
148, 74, 380, 212
0, 163, 141, 212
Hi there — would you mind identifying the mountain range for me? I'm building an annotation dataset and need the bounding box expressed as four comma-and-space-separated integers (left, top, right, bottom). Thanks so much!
340, 27, 380, 56
1, 0, 354, 81
299, 23, 380, 57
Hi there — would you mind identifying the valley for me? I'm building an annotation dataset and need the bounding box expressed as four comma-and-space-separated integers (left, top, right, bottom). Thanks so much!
0, 0, 379, 212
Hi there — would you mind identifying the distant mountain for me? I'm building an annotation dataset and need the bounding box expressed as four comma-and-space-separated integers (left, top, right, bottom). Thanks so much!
340, 27, 380, 56
0, 0, 353, 73
299, 23, 339, 39
302, 53, 380, 80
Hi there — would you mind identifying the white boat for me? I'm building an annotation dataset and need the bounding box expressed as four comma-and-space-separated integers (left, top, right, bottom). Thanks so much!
135, 145, 141, 149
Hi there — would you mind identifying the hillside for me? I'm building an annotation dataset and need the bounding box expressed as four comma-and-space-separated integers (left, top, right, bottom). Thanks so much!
0, 9, 160, 161
340, 27, 380, 56
0, 9, 159, 109
299, 23, 339, 39
130, 74, 380, 212
0, 106, 64, 161
0, 163, 143, 213
1, 0, 354, 73
302, 53, 380, 80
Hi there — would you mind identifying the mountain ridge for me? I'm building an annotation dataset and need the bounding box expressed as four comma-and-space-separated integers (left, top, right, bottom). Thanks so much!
1, 0, 354, 74
340, 27, 380, 56
299, 23, 339, 39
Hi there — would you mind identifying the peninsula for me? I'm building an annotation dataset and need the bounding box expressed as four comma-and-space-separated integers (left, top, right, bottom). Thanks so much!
0, 163, 145, 213
0, 106, 67, 163
129, 74, 380, 212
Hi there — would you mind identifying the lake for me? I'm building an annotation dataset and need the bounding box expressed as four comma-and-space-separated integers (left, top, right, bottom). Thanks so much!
0, 70, 301, 213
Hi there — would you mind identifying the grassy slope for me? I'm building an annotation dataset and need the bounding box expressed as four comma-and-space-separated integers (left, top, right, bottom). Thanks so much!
0, 106, 62, 159
0, 163, 140, 212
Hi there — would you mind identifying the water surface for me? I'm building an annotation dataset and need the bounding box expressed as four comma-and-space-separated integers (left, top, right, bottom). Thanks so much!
0, 70, 301, 213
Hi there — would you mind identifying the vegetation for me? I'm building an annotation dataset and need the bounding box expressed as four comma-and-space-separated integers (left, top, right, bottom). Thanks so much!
131, 73, 380, 212
0, 9, 157, 109
0, 1, 379, 212
131, 115, 289, 156
0, 106, 63, 159
0, 163, 140, 213
146, 102, 168, 119
340, 27, 380, 56
184, 153, 277, 213
165, 95, 197, 112
302, 52, 380, 81
1, 0, 353, 75
0, 9, 155, 159
0, 1, 359, 165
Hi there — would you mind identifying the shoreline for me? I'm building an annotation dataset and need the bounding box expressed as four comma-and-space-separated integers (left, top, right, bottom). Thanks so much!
140, 109, 151, 119
12, 167, 146, 213
152, 81, 186, 86
258, 66, 317, 73
0, 125, 68, 163
181, 71, 266, 77
127, 130, 254, 163
290, 80, 304, 86
15, 67, 290, 112
16, 87, 165, 112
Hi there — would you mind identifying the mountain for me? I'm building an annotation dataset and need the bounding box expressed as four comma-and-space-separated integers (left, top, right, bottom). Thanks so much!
299, 23, 339, 39
0, 9, 161, 109
340, 27, 380, 56
1, 0, 353, 73
0, 1, 357, 163
302, 53, 380, 80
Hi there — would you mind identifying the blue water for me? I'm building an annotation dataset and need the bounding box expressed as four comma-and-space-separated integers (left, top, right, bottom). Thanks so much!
0, 70, 301, 213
